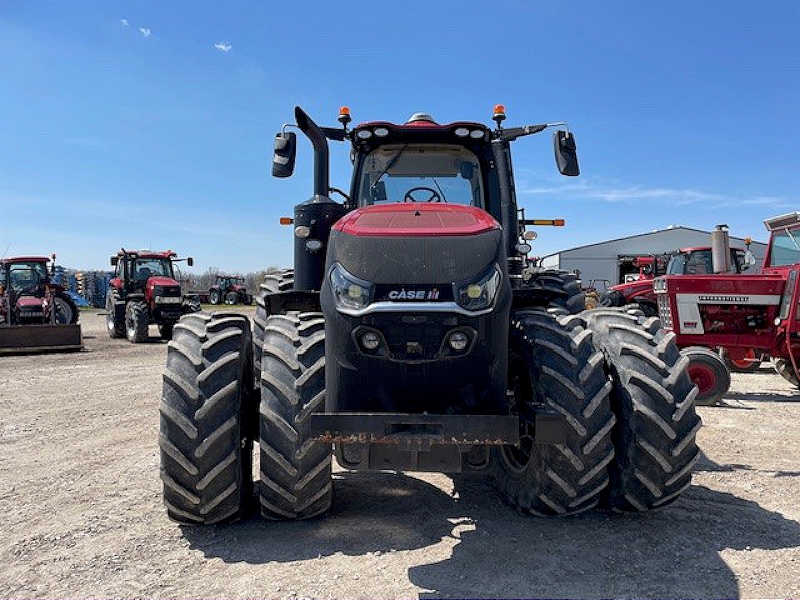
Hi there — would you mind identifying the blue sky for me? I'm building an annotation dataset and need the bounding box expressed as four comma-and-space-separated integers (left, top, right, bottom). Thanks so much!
1, 0, 798, 273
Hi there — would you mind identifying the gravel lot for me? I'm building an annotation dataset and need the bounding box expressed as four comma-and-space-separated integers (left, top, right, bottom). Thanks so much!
1, 308, 799, 599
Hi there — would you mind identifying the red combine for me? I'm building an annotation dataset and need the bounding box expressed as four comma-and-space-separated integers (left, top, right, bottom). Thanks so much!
655, 214, 800, 402
0, 255, 82, 353
106, 249, 194, 342
208, 274, 253, 305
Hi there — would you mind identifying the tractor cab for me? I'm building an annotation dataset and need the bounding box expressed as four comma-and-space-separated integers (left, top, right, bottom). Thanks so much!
111, 250, 179, 294
666, 246, 753, 276
762, 212, 800, 274
4, 257, 51, 295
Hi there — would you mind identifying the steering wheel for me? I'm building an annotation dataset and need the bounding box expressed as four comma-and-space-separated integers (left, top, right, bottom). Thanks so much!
403, 186, 443, 203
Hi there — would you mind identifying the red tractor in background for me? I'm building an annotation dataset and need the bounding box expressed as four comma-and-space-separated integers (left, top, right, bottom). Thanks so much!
655, 213, 800, 403
106, 249, 194, 342
0, 254, 83, 353
208, 275, 253, 305
600, 235, 761, 373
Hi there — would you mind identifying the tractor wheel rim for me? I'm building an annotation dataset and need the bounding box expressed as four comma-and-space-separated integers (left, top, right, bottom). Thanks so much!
688, 364, 716, 396
729, 349, 756, 370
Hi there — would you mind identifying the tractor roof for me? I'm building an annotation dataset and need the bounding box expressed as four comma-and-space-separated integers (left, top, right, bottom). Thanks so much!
115, 249, 178, 260
351, 119, 491, 148
0, 256, 51, 265
217, 274, 244, 279
678, 246, 744, 253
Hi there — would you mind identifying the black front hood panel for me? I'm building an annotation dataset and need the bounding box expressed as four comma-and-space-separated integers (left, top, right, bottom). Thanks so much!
327, 228, 504, 284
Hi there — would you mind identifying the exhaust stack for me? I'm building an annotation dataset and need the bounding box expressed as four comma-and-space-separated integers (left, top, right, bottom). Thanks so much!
711, 224, 731, 273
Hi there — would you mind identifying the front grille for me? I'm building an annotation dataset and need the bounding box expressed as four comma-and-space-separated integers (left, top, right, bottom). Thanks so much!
160, 286, 181, 297
369, 313, 465, 360
657, 295, 672, 329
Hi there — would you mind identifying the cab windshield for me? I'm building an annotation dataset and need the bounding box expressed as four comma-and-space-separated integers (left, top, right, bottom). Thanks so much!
357, 144, 483, 207
769, 229, 800, 267
130, 258, 173, 281
8, 261, 48, 291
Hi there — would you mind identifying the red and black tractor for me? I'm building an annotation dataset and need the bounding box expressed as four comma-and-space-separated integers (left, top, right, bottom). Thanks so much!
106, 249, 194, 342
159, 105, 699, 524
655, 214, 800, 403
0, 254, 82, 353
208, 275, 252, 305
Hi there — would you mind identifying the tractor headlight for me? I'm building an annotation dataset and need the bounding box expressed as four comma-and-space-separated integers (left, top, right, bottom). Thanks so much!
329, 263, 374, 311
454, 265, 502, 311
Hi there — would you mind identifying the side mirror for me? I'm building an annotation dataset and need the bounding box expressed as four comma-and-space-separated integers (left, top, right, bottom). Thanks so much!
459, 161, 474, 180
110, 257, 118, 266
554, 130, 580, 176
371, 181, 387, 203
272, 132, 297, 178
187, 257, 194, 267
742, 251, 756, 272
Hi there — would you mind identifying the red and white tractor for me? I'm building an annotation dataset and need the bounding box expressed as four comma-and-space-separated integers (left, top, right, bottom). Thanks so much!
655, 214, 800, 403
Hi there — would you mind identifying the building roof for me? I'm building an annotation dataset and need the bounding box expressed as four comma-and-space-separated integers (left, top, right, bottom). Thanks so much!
541, 226, 766, 259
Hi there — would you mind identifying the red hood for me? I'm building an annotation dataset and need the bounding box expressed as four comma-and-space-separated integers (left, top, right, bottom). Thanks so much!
16, 296, 44, 309
610, 278, 654, 300
333, 204, 500, 237
147, 276, 180, 288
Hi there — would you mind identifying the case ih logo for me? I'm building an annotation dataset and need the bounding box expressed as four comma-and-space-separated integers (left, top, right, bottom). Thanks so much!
698, 295, 749, 303
388, 288, 441, 301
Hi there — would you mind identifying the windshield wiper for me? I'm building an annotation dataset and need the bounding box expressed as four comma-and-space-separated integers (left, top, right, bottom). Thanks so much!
783, 228, 800, 252
370, 144, 408, 192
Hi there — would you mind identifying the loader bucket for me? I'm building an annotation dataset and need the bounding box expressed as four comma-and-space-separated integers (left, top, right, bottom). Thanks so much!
0, 323, 83, 354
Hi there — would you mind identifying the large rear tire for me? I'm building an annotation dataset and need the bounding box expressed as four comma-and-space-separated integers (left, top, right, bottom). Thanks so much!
491, 309, 615, 516
583, 307, 701, 512
54, 292, 79, 324
527, 270, 585, 314
125, 300, 149, 343
159, 313, 256, 524
225, 291, 238, 305
259, 312, 332, 520
253, 270, 294, 387
682, 346, 731, 406
106, 289, 125, 338
209, 289, 221, 305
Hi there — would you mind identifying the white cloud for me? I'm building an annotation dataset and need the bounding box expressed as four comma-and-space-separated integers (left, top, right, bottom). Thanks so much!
214, 41, 232, 52
120, 19, 129, 27
518, 178, 790, 209
139, 27, 151, 38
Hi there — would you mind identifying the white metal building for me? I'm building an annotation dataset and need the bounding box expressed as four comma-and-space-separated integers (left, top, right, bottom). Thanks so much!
539, 226, 768, 288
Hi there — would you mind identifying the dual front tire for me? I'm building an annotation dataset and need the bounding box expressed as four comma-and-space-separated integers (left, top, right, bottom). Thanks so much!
492, 307, 700, 514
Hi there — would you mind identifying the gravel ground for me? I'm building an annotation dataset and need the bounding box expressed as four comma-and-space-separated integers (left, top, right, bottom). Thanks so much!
1, 309, 798, 599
